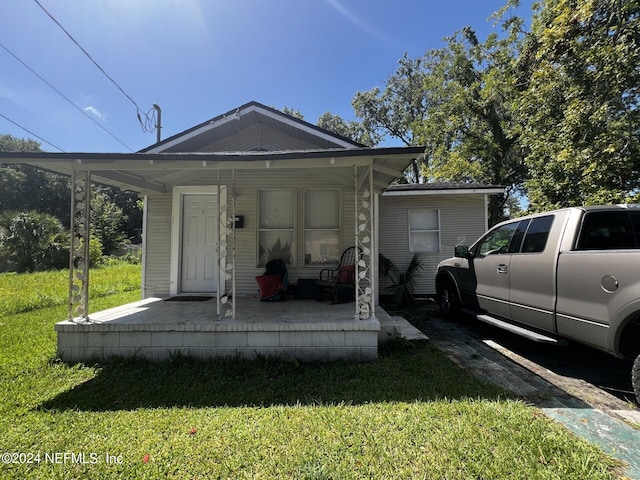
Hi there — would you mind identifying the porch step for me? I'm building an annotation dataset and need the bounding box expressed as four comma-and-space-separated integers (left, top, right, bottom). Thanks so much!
378, 314, 429, 343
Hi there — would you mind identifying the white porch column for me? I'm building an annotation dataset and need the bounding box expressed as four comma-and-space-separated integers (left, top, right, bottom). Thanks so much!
68, 169, 91, 322
354, 164, 375, 320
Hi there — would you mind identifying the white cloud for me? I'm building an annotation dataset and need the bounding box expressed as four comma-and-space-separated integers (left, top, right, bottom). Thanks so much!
84, 106, 105, 120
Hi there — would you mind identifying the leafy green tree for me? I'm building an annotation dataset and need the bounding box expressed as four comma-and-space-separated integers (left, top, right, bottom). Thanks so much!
520, 0, 640, 209
95, 186, 143, 243
416, 13, 529, 225
278, 106, 305, 120
316, 112, 380, 146
352, 54, 429, 182
0, 134, 41, 153
0, 134, 71, 225
0, 211, 69, 272
90, 190, 126, 255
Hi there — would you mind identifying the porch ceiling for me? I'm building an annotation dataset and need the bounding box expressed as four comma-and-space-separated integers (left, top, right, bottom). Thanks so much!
0, 146, 425, 195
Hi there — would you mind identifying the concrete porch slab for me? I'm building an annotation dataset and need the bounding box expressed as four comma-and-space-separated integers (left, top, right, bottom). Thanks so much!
54, 297, 418, 363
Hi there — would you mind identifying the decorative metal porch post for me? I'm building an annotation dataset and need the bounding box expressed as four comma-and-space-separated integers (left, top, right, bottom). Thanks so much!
354, 164, 375, 320
217, 169, 236, 319
68, 170, 91, 321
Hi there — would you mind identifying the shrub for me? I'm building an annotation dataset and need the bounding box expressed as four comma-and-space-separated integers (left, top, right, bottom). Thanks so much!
0, 211, 69, 272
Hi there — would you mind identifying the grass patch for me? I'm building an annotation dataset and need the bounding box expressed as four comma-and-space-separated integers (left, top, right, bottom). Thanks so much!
0, 263, 141, 316
0, 269, 625, 479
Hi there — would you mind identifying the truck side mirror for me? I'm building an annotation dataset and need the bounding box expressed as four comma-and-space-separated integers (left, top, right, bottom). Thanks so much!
455, 245, 469, 258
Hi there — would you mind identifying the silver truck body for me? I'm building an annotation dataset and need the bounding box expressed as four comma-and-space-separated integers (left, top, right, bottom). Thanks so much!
436, 205, 640, 403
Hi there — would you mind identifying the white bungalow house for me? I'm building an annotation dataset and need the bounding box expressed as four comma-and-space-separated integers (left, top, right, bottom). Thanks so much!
0, 101, 502, 362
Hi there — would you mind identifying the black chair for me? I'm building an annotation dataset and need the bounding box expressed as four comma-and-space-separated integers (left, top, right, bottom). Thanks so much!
316, 246, 360, 303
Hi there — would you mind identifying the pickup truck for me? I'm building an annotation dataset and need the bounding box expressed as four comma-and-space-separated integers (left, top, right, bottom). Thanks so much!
435, 205, 640, 404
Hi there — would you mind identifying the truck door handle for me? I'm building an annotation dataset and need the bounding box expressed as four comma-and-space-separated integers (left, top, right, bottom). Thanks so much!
497, 264, 508, 274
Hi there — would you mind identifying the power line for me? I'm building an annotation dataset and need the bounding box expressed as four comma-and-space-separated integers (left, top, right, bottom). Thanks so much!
0, 41, 134, 152
33, 0, 157, 134
0, 112, 65, 152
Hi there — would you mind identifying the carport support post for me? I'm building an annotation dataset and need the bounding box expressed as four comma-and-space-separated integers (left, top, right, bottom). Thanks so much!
68, 169, 91, 321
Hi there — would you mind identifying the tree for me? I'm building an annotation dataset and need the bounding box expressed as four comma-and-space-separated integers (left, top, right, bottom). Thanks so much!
316, 112, 379, 146
520, 0, 640, 209
0, 211, 68, 272
0, 134, 71, 225
90, 190, 126, 255
352, 54, 430, 182
278, 106, 305, 120
415, 13, 529, 225
0, 134, 41, 153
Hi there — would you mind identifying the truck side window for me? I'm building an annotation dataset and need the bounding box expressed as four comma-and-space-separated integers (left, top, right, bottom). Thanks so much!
476, 222, 518, 257
630, 212, 640, 247
577, 211, 635, 250
521, 215, 554, 253
508, 220, 529, 253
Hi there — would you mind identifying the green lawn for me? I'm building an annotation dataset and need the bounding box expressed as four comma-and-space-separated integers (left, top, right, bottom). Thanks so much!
0, 266, 624, 479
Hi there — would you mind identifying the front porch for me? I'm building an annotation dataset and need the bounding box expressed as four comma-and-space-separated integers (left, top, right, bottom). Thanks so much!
55, 297, 423, 363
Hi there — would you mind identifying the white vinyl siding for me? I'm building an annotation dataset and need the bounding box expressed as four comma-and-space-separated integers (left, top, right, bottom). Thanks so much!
379, 194, 487, 295
142, 169, 356, 297
408, 209, 440, 253
143, 194, 172, 297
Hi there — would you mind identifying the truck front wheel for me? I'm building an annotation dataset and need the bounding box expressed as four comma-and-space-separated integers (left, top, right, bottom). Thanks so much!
439, 281, 460, 320
633, 353, 640, 405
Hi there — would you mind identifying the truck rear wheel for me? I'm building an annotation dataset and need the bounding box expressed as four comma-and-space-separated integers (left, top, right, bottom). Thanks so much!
439, 281, 460, 320
633, 353, 640, 405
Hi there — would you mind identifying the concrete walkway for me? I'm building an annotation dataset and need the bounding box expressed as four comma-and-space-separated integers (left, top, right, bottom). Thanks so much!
409, 317, 640, 480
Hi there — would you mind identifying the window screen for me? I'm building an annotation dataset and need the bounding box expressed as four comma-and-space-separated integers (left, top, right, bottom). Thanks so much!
258, 190, 294, 266
409, 209, 440, 253
304, 190, 340, 265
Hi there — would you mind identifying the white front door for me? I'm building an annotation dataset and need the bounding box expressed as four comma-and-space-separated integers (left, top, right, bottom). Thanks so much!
181, 194, 218, 293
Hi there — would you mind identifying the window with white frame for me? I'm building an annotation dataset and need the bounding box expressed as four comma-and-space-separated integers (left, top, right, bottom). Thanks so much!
409, 209, 440, 253
304, 189, 341, 265
258, 190, 294, 266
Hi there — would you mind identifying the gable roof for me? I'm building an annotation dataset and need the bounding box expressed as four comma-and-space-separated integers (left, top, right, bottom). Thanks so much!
141, 101, 366, 153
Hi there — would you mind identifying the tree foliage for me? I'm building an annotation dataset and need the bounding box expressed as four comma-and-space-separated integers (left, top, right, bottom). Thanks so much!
415, 15, 528, 225
316, 112, 379, 146
520, 0, 640, 209
0, 211, 69, 272
352, 54, 430, 182
90, 190, 128, 255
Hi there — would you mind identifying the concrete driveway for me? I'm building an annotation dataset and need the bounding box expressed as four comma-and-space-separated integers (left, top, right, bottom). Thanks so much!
410, 314, 640, 480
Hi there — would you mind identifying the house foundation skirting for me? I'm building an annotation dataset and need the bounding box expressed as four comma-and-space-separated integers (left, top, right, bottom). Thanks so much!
54, 298, 382, 362
55, 320, 379, 362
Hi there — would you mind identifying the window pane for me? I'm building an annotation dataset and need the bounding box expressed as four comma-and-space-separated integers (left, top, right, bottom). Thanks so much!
258, 231, 293, 266
508, 220, 529, 253
259, 190, 294, 229
578, 211, 634, 250
305, 190, 339, 229
521, 215, 554, 253
304, 230, 340, 265
477, 223, 518, 257
409, 210, 438, 230
411, 231, 439, 252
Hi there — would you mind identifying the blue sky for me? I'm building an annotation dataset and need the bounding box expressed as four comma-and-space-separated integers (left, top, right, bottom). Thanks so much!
1, 0, 536, 153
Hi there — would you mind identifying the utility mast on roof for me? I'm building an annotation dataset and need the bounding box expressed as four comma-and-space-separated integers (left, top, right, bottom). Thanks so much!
153, 104, 162, 143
